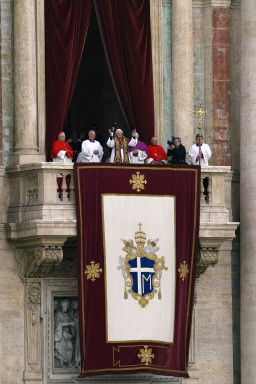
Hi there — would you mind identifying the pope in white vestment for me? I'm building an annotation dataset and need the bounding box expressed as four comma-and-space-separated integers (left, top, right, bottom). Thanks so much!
77, 130, 103, 163
189, 134, 211, 166
107, 128, 130, 163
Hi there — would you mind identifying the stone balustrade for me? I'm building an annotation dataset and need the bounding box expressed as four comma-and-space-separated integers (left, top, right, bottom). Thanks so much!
5, 163, 238, 277
5, 163, 232, 223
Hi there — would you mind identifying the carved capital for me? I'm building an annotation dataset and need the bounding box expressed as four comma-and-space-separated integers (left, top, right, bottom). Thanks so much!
196, 247, 219, 277
16, 246, 63, 278
193, 0, 232, 7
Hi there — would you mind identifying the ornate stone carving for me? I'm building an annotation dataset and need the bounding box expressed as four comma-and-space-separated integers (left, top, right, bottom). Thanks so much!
16, 246, 63, 278
196, 247, 219, 277
26, 173, 38, 204
24, 282, 42, 381
27, 283, 41, 325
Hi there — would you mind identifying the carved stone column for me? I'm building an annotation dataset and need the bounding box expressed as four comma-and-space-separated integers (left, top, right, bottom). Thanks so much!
240, 0, 256, 382
13, 0, 45, 164
172, 0, 194, 152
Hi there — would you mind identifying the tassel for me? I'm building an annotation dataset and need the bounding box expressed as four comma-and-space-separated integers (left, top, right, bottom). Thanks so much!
124, 289, 128, 299
158, 290, 161, 300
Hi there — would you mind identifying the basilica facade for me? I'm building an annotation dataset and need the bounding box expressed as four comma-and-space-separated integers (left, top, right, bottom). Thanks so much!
0, 0, 250, 383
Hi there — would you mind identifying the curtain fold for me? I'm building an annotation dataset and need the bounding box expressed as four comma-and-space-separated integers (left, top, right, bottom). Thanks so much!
94, 0, 155, 144
45, 0, 93, 160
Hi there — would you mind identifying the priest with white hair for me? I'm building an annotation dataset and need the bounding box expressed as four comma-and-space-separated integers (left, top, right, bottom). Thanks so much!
77, 130, 103, 163
107, 127, 131, 163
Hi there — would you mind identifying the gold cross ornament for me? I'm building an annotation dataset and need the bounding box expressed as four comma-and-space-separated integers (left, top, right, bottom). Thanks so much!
193, 104, 208, 130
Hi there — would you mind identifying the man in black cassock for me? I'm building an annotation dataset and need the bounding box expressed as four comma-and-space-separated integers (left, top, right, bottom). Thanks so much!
167, 137, 186, 165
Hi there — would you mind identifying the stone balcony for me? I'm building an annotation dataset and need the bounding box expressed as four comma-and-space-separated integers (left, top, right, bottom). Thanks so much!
5, 163, 239, 278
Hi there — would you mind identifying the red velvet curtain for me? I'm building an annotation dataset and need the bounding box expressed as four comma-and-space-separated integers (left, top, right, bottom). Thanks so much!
94, 0, 155, 144
45, 0, 93, 160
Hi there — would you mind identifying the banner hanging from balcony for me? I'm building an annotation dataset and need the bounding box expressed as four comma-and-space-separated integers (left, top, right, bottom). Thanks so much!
75, 163, 200, 378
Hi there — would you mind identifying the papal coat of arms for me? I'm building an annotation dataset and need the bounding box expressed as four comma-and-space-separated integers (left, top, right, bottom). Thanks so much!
118, 224, 168, 308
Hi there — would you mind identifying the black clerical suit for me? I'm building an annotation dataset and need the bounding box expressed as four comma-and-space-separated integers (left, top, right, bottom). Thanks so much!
167, 144, 186, 165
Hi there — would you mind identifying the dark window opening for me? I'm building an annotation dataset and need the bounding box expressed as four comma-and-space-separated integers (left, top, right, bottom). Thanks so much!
63, 7, 129, 161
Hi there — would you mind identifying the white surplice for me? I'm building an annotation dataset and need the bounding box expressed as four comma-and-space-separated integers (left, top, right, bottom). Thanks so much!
189, 143, 211, 166
128, 138, 148, 164
77, 140, 103, 163
52, 151, 72, 164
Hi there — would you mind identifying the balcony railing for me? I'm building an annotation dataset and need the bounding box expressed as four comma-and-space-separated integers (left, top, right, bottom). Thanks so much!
5, 163, 233, 224
5, 163, 238, 278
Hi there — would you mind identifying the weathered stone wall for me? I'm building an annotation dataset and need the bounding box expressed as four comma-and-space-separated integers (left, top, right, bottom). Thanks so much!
0, 168, 24, 384
188, 242, 234, 384
0, 2, 24, 380
0, 235, 24, 384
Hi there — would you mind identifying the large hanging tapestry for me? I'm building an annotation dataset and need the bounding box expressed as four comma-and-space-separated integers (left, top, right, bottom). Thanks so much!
75, 163, 200, 378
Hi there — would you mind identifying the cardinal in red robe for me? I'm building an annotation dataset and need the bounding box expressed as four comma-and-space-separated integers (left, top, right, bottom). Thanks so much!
146, 136, 168, 164
51, 131, 74, 163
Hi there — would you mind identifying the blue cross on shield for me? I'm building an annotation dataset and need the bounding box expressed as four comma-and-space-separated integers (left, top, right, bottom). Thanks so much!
128, 257, 156, 297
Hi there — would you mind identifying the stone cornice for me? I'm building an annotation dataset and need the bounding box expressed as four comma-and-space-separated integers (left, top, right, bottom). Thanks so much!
74, 375, 179, 383
199, 222, 239, 244
6, 161, 74, 174
230, 0, 240, 9
193, 0, 232, 7
6, 220, 77, 247
162, 0, 172, 6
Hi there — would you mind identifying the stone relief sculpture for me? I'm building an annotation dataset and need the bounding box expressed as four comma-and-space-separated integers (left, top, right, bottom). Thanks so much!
54, 297, 80, 369
27, 283, 41, 326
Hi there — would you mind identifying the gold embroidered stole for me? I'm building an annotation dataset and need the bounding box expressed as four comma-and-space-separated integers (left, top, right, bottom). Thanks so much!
113, 137, 130, 163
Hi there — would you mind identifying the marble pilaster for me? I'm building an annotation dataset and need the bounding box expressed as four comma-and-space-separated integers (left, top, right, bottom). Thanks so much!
230, 0, 240, 172
172, 0, 194, 152
192, 0, 232, 165
240, 1, 256, 382
150, 0, 164, 146
212, 7, 231, 166
162, 0, 173, 146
